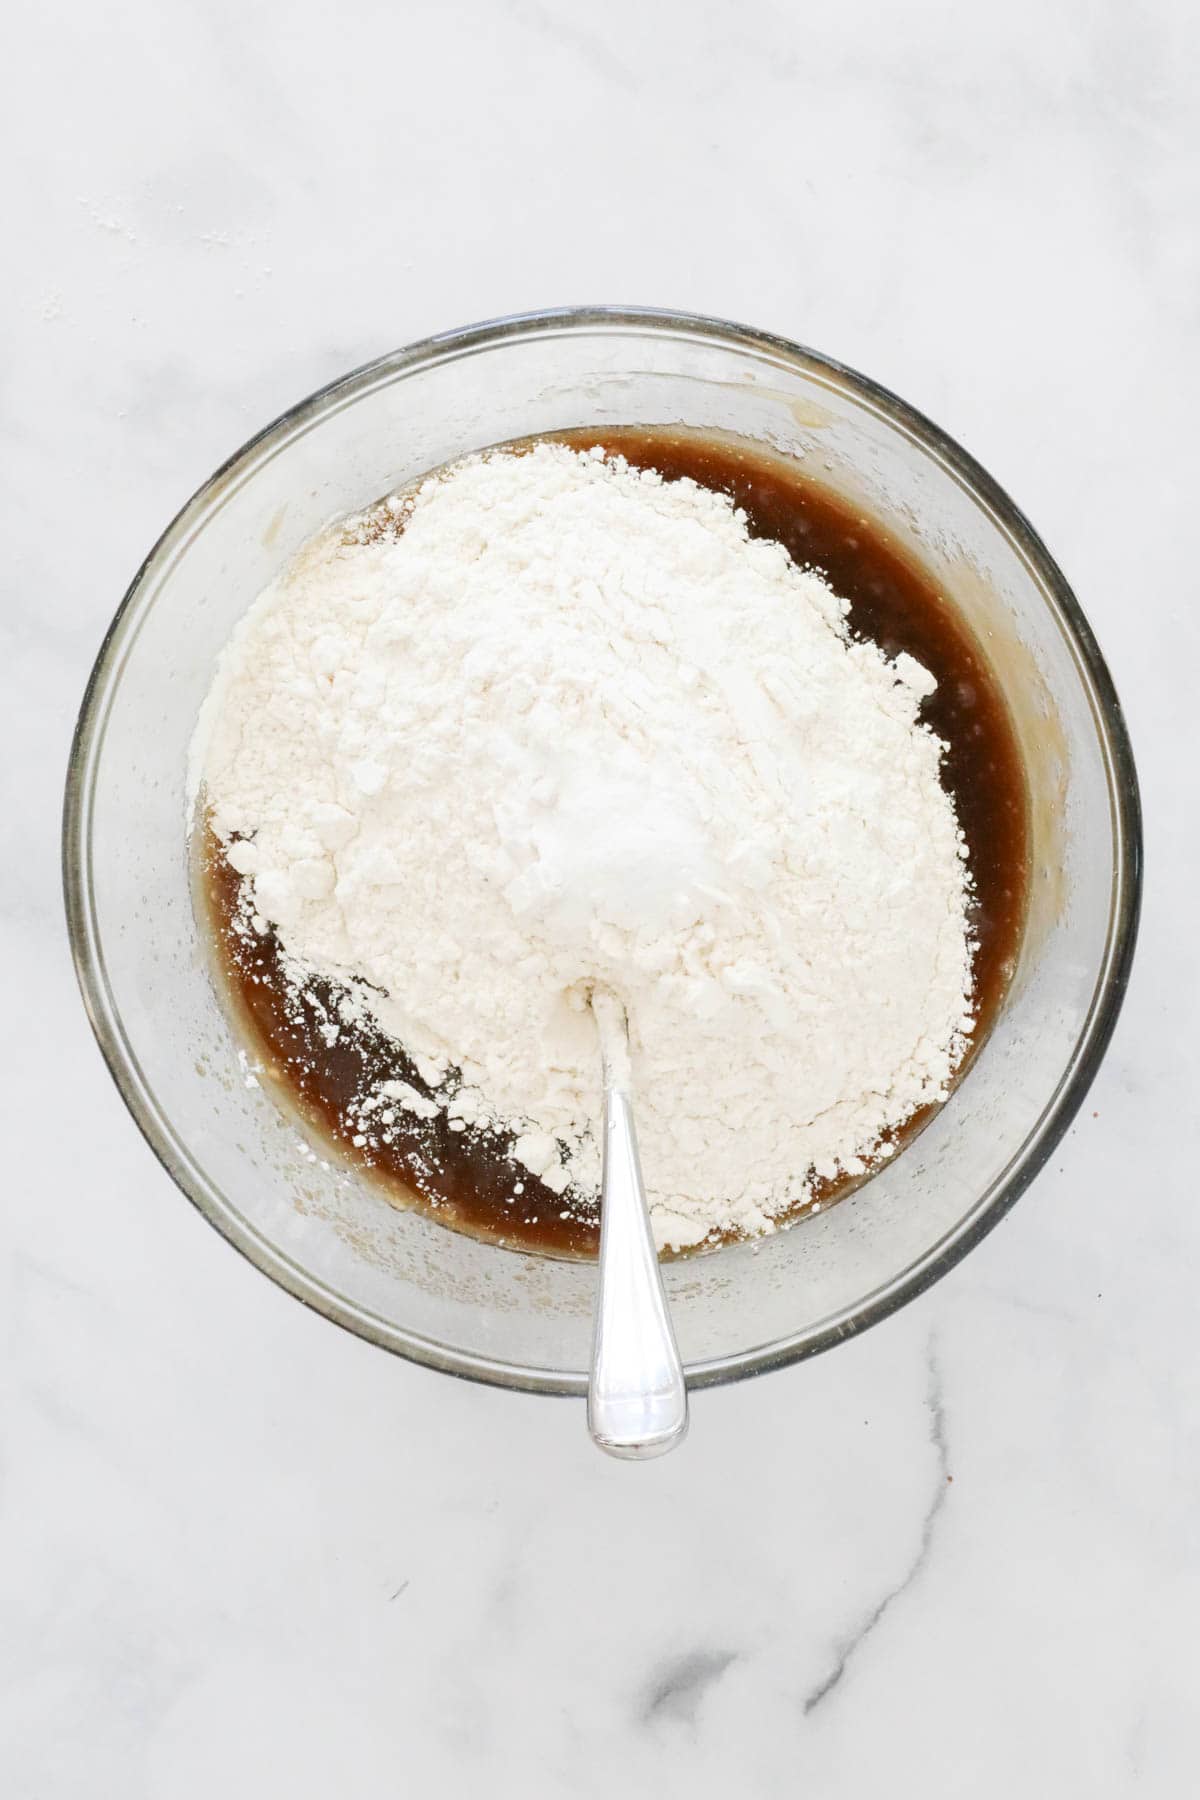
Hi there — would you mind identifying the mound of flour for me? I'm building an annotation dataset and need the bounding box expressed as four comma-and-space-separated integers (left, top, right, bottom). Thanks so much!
193, 442, 974, 1250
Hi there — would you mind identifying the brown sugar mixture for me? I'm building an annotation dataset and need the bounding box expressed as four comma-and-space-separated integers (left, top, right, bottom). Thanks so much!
200, 426, 1030, 1258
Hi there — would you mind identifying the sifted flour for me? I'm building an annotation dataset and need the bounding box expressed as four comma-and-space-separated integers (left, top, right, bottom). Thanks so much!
192, 442, 975, 1250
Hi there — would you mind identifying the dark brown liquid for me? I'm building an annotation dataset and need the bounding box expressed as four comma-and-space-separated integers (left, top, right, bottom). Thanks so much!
202, 427, 1030, 1258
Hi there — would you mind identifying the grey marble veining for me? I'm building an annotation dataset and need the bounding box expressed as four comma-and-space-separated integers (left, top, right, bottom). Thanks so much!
2, 0, 1196, 1793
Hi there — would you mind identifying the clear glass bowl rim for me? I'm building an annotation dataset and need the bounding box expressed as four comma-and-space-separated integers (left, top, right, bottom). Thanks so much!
62, 304, 1143, 1395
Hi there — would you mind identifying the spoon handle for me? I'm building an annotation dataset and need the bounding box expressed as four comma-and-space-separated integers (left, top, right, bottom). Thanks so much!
588, 1078, 689, 1460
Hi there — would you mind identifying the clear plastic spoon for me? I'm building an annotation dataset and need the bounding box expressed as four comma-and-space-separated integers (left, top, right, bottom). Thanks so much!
587, 989, 689, 1459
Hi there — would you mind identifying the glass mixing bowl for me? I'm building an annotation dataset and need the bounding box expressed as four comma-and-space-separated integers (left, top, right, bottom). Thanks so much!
63, 307, 1141, 1394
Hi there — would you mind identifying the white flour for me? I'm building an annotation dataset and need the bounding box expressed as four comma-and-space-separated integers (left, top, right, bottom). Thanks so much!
192, 442, 974, 1250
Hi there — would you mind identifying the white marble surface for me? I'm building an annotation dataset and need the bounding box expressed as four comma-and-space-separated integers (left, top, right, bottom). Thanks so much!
3, 1, 1196, 1792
